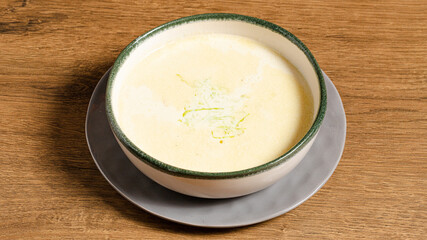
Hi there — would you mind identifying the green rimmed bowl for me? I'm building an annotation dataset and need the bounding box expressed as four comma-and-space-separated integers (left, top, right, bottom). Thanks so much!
106, 13, 326, 198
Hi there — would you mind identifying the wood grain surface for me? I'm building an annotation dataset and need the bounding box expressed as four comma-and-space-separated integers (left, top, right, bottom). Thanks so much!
1, 0, 426, 239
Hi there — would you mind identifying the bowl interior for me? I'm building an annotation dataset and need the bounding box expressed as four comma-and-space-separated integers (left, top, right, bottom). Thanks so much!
106, 14, 326, 178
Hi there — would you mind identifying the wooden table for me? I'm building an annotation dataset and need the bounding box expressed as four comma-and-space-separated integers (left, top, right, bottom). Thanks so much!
1, 0, 426, 239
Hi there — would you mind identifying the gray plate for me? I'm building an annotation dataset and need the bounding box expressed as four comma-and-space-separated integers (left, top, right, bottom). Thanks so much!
85, 70, 346, 228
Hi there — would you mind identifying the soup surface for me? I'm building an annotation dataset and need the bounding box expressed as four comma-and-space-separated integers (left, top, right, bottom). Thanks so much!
115, 33, 314, 172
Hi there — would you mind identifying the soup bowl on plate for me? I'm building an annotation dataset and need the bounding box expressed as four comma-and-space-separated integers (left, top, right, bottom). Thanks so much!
106, 13, 327, 199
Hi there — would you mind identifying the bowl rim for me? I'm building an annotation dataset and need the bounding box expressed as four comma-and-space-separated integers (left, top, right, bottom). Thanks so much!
105, 13, 327, 179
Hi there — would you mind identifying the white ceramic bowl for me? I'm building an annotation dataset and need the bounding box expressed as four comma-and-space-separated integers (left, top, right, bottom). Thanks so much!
106, 13, 327, 199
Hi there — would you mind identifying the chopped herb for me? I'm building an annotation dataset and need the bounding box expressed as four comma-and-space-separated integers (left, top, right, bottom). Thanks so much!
182, 107, 224, 117
176, 73, 192, 86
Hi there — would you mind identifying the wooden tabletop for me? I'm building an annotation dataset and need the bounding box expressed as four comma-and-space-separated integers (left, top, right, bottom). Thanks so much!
1, 0, 426, 239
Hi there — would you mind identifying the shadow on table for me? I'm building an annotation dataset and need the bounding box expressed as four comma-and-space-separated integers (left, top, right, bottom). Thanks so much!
46, 60, 246, 234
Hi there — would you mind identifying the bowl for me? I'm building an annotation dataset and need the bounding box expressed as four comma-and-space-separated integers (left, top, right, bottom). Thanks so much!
105, 13, 327, 198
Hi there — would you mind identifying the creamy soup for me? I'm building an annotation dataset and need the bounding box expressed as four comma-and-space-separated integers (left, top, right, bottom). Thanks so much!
114, 34, 314, 172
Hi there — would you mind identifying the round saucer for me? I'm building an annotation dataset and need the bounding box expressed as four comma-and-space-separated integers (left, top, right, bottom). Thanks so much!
85, 69, 346, 228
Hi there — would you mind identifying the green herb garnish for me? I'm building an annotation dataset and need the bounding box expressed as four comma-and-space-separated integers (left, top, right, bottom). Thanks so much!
177, 74, 250, 140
